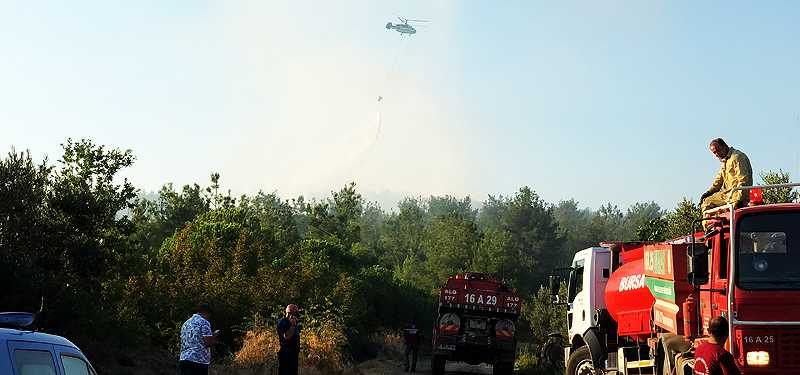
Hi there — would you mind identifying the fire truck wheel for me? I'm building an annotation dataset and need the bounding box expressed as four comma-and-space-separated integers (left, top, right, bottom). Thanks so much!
566, 346, 596, 375
431, 355, 446, 375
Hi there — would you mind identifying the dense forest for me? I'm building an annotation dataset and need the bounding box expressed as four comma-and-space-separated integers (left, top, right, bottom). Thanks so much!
1, 139, 795, 374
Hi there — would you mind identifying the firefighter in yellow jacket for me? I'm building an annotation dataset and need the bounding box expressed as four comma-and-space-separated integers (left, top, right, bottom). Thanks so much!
700, 138, 753, 211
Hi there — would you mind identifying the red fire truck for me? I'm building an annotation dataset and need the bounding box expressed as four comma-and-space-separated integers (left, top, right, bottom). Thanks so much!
549, 184, 800, 374
431, 272, 521, 375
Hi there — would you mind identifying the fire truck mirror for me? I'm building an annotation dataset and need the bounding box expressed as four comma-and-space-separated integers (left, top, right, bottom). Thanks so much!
687, 245, 709, 286
548, 275, 560, 304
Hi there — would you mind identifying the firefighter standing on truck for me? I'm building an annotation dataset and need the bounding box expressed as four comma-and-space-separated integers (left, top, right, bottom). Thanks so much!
700, 138, 753, 211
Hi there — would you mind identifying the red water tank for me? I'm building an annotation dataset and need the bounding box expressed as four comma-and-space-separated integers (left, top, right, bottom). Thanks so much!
605, 258, 656, 341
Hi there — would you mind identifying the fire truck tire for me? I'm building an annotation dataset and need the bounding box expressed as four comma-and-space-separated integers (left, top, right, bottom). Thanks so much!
566, 346, 595, 375
493, 362, 513, 375
431, 355, 446, 375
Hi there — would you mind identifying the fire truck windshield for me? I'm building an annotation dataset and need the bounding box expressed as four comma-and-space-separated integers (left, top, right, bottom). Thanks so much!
567, 265, 584, 302
737, 211, 800, 290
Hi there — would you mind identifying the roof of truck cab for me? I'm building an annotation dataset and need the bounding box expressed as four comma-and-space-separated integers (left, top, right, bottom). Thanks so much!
736, 203, 800, 215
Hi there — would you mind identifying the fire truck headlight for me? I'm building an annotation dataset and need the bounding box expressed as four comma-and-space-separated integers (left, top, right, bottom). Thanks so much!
438, 313, 461, 335
746, 351, 770, 366
494, 319, 515, 340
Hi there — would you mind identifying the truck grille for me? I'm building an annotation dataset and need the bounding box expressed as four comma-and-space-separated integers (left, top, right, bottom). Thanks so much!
779, 333, 800, 367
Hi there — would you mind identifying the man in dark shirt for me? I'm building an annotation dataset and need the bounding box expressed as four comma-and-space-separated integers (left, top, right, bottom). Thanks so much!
276, 304, 302, 375
694, 316, 741, 375
402, 318, 423, 373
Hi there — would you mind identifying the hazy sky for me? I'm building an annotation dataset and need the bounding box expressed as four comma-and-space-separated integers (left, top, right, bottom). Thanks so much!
1, 1, 798, 210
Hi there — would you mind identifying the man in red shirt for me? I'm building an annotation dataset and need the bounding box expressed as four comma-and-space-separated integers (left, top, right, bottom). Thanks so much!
694, 316, 741, 375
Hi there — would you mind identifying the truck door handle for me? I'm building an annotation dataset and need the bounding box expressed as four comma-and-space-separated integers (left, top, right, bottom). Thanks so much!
582, 311, 585, 321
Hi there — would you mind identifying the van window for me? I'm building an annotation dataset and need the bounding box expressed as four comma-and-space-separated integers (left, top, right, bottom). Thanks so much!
62, 355, 93, 375
13, 349, 57, 375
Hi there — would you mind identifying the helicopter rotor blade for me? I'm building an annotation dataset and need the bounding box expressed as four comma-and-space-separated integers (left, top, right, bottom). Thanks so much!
406, 19, 430, 23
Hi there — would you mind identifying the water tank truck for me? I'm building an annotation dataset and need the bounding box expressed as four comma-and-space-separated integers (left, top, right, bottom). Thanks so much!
549, 184, 800, 374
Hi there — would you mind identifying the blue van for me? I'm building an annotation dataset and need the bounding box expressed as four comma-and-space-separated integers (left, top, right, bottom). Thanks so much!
0, 312, 97, 375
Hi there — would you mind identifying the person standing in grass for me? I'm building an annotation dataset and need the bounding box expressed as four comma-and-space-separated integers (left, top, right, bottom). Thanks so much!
277, 304, 302, 375
179, 303, 219, 375
403, 318, 422, 373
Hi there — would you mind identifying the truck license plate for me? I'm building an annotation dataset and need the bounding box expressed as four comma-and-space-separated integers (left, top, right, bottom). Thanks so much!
438, 344, 456, 351
464, 293, 498, 306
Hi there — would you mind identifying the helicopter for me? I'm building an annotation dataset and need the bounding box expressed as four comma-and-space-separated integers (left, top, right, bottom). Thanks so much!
385, 16, 428, 35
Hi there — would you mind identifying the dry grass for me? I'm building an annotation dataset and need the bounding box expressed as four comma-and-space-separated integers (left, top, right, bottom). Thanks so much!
230, 318, 348, 374
302, 323, 347, 372
214, 317, 420, 375
368, 330, 406, 361
233, 327, 282, 369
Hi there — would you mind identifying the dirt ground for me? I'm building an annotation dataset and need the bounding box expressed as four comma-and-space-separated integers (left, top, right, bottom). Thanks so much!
350, 356, 493, 375
207, 356, 495, 375
90, 356, 496, 375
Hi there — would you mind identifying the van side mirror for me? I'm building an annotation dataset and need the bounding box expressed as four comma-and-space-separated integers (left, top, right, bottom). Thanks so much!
548, 275, 561, 304
687, 244, 709, 286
